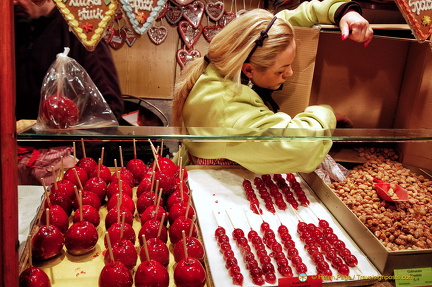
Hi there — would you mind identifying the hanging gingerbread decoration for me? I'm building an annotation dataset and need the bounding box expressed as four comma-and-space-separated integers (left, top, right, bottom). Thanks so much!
394, 0, 432, 41
53, 0, 118, 51
177, 48, 201, 68
182, 0, 205, 28
119, 0, 168, 35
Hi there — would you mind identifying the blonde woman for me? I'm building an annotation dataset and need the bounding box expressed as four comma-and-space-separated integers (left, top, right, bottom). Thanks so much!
173, 3, 373, 174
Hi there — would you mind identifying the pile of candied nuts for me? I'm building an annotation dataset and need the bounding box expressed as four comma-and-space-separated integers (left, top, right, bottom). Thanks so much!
329, 147, 432, 251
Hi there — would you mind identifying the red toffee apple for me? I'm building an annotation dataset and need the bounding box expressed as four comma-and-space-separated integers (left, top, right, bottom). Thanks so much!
19, 266, 51, 287
126, 158, 148, 184
107, 193, 135, 215
166, 189, 190, 211
41, 94, 79, 129
76, 157, 98, 175
107, 181, 133, 200
154, 170, 177, 196
173, 236, 205, 262
63, 166, 88, 187
104, 238, 138, 269
140, 237, 170, 267
73, 205, 100, 226
40, 205, 69, 234
136, 175, 153, 198
174, 257, 206, 287
32, 225, 64, 260
47, 192, 73, 216
73, 190, 101, 211
110, 168, 135, 188
168, 202, 195, 225
89, 164, 112, 184
136, 191, 159, 215
83, 177, 107, 201
50, 179, 76, 201
140, 205, 167, 224
135, 259, 169, 287
104, 222, 136, 247
105, 208, 134, 230
99, 261, 133, 287
65, 221, 98, 255
138, 219, 168, 244
169, 216, 197, 245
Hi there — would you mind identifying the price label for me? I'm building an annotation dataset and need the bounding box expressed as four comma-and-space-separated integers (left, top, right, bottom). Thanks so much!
395, 267, 432, 287
279, 274, 323, 287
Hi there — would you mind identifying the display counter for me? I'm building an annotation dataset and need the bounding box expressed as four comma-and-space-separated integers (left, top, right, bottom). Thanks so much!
16, 125, 432, 286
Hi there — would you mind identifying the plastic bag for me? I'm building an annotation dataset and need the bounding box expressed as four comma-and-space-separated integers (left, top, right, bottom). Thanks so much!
35, 47, 118, 131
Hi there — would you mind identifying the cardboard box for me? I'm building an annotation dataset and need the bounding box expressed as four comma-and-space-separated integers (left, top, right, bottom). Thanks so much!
299, 171, 432, 275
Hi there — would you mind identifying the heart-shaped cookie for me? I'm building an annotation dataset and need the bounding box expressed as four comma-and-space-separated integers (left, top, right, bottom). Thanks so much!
157, 1, 169, 19
182, 0, 205, 29
203, 25, 223, 42
109, 28, 126, 50
148, 25, 168, 45
53, 0, 118, 51
165, 3, 183, 25
205, 1, 224, 21
178, 20, 203, 49
122, 26, 138, 47
177, 48, 201, 69
394, 0, 432, 41
217, 11, 236, 27
120, 0, 168, 35
104, 26, 115, 43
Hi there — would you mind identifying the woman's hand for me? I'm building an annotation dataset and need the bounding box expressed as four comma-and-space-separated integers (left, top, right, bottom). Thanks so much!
339, 11, 374, 47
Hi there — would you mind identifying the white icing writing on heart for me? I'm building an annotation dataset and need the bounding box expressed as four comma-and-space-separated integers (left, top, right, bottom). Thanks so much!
68, 0, 104, 21
409, 0, 432, 15
129, 0, 154, 12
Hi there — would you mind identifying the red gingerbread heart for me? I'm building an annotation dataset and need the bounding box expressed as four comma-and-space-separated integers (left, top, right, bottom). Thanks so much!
394, 0, 432, 41
182, 0, 205, 29
177, 48, 201, 69
165, 3, 183, 25
203, 25, 223, 42
109, 28, 126, 50
104, 27, 115, 43
205, 1, 224, 21
157, 2, 169, 19
178, 20, 203, 49
148, 25, 168, 45
122, 26, 137, 47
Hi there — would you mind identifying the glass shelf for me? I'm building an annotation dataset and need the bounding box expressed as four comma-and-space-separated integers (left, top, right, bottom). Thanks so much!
17, 126, 432, 142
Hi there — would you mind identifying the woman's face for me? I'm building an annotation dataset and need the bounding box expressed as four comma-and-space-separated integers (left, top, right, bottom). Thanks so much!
250, 43, 296, 90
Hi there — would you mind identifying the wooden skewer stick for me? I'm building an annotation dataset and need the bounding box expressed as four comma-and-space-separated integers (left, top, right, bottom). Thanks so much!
105, 232, 115, 263
81, 138, 86, 158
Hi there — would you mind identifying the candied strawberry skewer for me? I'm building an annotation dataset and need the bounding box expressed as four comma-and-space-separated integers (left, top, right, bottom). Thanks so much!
242, 179, 262, 215
286, 173, 310, 207
253, 177, 276, 213
226, 210, 265, 286
213, 211, 244, 286
261, 175, 287, 211
245, 211, 277, 284
273, 174, 299, 210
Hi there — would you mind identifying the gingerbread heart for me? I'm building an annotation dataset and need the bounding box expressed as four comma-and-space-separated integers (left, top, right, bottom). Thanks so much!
157, 2, 169, 19
205, 1, 224, 21
177, 48, 201, 69
121, 26, 138, 47
120, 0, 168, 35
53, 0, 117, 51
217, 11, 236, 27
394, 0, 432, 41
104, 26, 115, 43
165, 3, 183, 25
148, 25, 168, 45
178, 20, 203, 49
109, 28, 126, 50
203, 25, 223, 42
182, 0, 205, 29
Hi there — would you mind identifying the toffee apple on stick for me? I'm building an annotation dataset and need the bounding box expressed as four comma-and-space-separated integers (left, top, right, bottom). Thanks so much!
19, 235, 52, 287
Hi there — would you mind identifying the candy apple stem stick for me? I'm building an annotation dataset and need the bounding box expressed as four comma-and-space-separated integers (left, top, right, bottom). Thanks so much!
142, 234, 150, 261
189, 215, 196, 238
100, 147, 105, 165
157, 213, 166, 238
105, 232, 115, 263
74, 168, 84, 191
41, 178, 51, 207
133, 139, 137, 159
73, 142, 77, 164
79, 190, 83, 221
119, 146, 124, 168
81, 138, 86, 158
182, 230, 189, 258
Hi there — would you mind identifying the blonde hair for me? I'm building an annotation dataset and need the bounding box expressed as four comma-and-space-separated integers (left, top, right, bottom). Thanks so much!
172, 9, 295, 126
